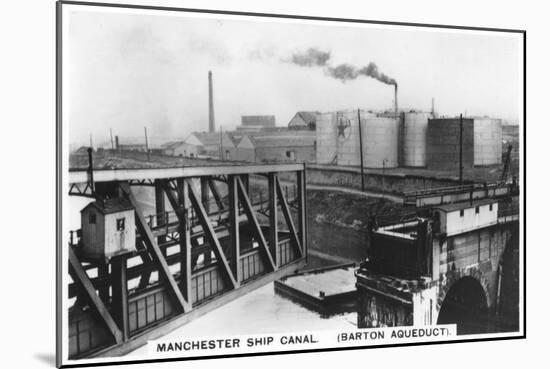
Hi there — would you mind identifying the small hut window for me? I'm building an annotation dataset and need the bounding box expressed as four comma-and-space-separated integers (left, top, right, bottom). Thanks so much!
459, 209, 464, 217
116, 218, 125, 231
475, 206, 480, 214
89, 213, 96, 224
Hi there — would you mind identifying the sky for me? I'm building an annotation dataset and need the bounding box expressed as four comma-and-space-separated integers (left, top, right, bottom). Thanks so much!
65, 7, 522, 146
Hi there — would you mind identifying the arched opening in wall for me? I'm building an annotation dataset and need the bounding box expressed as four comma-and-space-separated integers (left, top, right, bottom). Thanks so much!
437, 277, 488, 335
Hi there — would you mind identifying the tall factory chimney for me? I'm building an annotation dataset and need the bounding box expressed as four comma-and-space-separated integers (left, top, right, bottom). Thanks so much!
208, 70, 215, 133
394, 84, 398, 115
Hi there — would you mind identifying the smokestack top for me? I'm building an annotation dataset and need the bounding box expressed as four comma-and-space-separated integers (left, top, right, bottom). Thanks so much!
394, 84, 398, 114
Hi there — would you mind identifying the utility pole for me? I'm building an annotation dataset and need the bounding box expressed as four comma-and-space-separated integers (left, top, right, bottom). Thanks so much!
219, 125, 223, 160
382, 158, 387, 199
459, 113, 463, 185
357, 109, 365, 192
87, 147, 95, 194
110, 128, 114, 151
89, 133, 93, 150
144, 126, 150, 161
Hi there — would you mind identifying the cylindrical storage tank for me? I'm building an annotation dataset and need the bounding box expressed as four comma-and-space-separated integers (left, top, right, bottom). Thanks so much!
402, 112, 432, 167
362, 117, 399, 168
426, 118, 474, 170
336, 110, 374, 166
315, 112, 338, 164
473, 118, 502, 166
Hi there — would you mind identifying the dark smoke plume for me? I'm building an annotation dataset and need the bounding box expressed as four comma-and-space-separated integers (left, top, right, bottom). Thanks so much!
359, 62, 396, 85
326, 64, 358, 82
290, 48, 331, 67
290, 48, 397, 85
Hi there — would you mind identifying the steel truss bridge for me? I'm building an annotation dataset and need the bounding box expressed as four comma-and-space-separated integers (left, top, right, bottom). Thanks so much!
65, 163, 307, 359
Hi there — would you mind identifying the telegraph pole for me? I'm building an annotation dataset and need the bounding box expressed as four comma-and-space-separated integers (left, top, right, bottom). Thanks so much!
110, 128, 114, 151
459, 113, 463, 185
357, 109, 365, 192
144, 126, 150, 161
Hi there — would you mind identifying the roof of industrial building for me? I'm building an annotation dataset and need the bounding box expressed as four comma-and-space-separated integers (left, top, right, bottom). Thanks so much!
241, 115, 276, 126
246, 135, 316, 148
161, 141, 186, 150
434, 198, 497, 212
81, 198, 134, 215
291, 111, 319, 126
188, 132, 234, 147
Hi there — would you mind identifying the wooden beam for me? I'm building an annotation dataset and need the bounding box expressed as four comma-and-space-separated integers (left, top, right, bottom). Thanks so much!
68, 246, 123, 344
276, 176, 303, 258
236, 176, 276, 271
120, 183, 191, 312
228, 175, 241, 282
186, 179, 238, 289
268, 173, 279, 266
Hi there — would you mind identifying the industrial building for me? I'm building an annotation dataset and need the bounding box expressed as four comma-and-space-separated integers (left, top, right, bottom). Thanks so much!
161, 141, 201, 157
235, 115, 277, 132
183, 132, 237, 160
288, 111, 318, 130
235, 132, 316, 163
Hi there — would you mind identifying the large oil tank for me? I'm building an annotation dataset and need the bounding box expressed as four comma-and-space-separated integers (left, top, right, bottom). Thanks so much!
426, 118, 474, 170
473, 118, 502, 166
336, 110, 371, 166
315, 112, 338, 164
362, 117, 399, 168
402, 112, 432, 167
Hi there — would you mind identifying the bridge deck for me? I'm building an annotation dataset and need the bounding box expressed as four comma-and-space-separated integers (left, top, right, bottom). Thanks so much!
69, 163, 305, 184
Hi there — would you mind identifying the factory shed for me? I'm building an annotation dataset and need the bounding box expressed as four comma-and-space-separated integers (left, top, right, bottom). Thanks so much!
186, 132, 236, 159
288, 111, 319, 130
235, 134, 316, 163
161, 141, 201, 157
235, 115, 277, 132
241, 115, 276, 127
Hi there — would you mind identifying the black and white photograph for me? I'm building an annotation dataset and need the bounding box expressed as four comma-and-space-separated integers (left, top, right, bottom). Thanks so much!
54, 0, 525, 367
